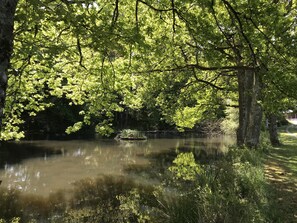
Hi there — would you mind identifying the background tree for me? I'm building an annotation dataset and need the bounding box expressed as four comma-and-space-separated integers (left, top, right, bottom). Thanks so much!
0, 0, 18, 133
2, 0, 139, 139
126, 0, 297, 148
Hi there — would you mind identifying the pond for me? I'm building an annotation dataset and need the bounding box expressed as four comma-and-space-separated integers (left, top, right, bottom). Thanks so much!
0, 136, 234, 197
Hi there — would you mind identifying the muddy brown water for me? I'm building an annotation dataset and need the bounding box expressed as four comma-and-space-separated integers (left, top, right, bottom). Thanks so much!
0, 136, 234, 197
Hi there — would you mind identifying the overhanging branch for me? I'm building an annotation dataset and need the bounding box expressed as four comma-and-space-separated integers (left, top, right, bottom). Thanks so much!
138, 0, 172, 12
138, 63, 255, 74
76, 36, 87, 70
111, 0, 119, 27
221, 0, 257, 65
135, 0, 139, 31
192, 72, 225, 90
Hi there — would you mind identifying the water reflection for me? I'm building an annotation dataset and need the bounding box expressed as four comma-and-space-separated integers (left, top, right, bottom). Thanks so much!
0, 142, 62, 168
0, 136, 234, 196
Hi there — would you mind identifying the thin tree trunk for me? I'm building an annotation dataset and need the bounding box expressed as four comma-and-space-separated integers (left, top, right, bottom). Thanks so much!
0, 0, 18, 130
237, 69, 247, 147
237, 69, 263, 148
267, 113, 281, 146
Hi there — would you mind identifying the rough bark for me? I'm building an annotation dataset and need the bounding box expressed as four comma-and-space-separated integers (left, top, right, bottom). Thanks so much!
0, 0, 18, 130
267, 113, 281, 146
237, 69, 263, 148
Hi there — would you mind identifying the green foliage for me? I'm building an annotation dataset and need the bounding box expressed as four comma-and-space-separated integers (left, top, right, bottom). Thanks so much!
63, 176, 155, 223
1, 0, 295, 140
3, 0, 137, 139
118, 129, 147, 139
160, 149, 268, 223
168, 152, 203, 181
173, 107, 203, 130
65, 122, 83, 134
0, 218, 20, 223
118, 189, 152, 223
221, 107, 239, 135
226, 147, 264, 167
119, 149, 269, 223
62, 208, 103, 223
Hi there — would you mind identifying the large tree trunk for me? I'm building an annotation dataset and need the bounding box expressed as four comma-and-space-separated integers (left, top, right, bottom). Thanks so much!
267, 113, 281, 146
237, 69, 263, 148
0, 0, 18, 130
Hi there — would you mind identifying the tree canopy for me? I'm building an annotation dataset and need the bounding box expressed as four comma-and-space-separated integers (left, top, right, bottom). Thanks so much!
0, 0, 296, 147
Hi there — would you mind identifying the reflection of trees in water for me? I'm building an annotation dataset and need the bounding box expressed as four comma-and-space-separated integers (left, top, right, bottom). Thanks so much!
123, 138, 232, 182
0, 142, 63, 195
0, 175, 154, 223
0, 137, 235, 222
117, 139, 150, 149
0, 137, 235, 221
0, 142, 62, 169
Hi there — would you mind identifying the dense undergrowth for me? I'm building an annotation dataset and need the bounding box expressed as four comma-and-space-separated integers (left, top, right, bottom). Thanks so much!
0, 147, 273, 223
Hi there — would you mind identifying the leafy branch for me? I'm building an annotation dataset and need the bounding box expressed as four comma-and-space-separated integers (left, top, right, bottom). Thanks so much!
138, 63, 256, 73
221, 0, 257, 66
137, 0, 172, 12
76, 36, 87, 70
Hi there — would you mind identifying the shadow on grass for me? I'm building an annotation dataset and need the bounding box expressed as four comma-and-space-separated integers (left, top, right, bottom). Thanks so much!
264, 129, 297, 222
270, 129, 297, 177
268, 145, 297, 177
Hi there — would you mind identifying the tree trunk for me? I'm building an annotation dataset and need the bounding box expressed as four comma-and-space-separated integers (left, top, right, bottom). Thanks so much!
267, 113, 281, 146
0, 0, 18, 130
237, 69, 263, 148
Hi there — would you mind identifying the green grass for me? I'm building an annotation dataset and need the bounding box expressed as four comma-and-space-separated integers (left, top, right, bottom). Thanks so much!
264, 125, 297, 222
275, 125, 297, 177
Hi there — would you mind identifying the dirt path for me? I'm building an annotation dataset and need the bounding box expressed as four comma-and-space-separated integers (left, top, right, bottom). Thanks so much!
264, 127, 297, 223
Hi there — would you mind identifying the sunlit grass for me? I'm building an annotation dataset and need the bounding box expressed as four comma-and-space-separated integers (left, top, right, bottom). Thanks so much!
277, 125, 297, 176
264, 125, 297, 222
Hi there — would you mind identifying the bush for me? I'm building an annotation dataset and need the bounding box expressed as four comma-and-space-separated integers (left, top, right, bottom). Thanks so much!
117, 129, 147, 140
0, 218, 20, 223
221, 107, 239, 135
